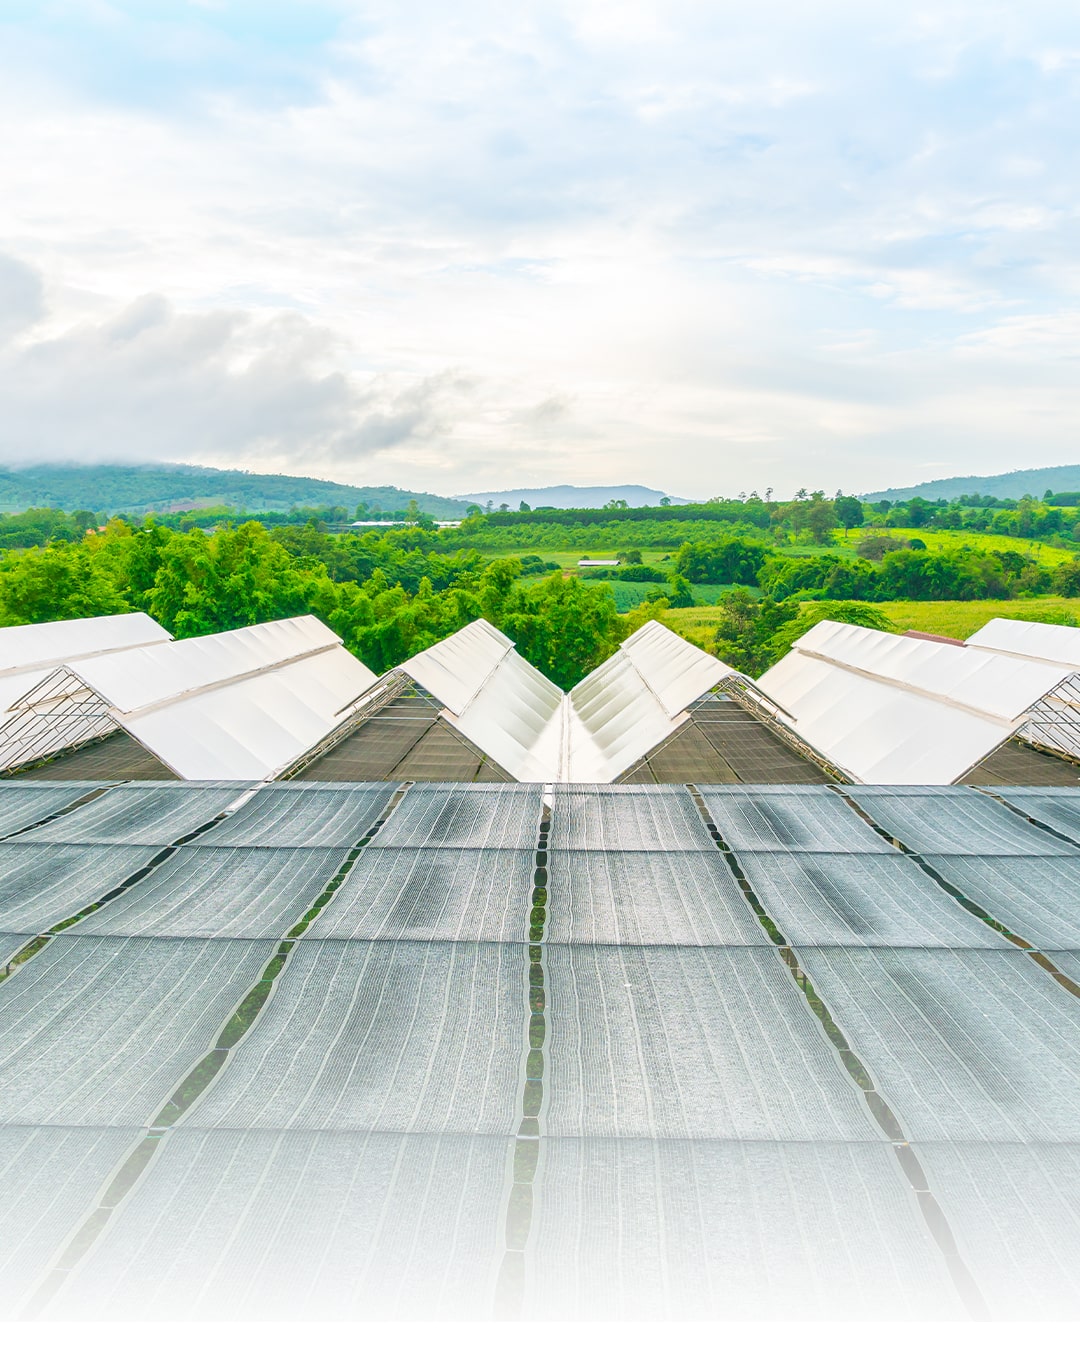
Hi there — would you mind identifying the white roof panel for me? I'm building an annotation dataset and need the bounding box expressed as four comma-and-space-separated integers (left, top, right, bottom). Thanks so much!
0, 614, 170, 688
399, 618, 515, 717
966, 616, 1080, 670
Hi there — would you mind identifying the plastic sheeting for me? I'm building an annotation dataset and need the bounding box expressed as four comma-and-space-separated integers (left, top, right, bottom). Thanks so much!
186, 939, 528, 1132
992, 786, 1080, 844
698, 787, 893, 853
737, 853, 1010, 949
0, 784, 103, 840
917, 1142, 1080, 1319
51, 1128, 514, 1321
523, 1139, 961, 1320
794, 947, 1080, 1141
0, 844, 161, 934
758, 620, 1068, 784
966, 616, 1080, 670
15, 784, 245, 845
543, 944, 878, 1140
0, 1125, 143, 1309
307, 847, 535, 942
193, 783, 397, 848
847, 786, 1078, 856
369, 784, 542, 849
74, 847, 348, 939
548, 785, 714, 851
916, 856, 1080, 950
544, 850, 767, 946
0, 935, 275, 1126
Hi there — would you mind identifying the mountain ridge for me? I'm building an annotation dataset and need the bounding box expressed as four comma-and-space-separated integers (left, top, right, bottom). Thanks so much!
454, 484, 690, 508
862, 463, 1080, 503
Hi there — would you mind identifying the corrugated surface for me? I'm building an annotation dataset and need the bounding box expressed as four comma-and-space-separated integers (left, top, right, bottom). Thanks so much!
548, 785, 714, 851
193, 783, 396, 848
186, 940, 528, 1132
0, 783, 104, 839
795, 947, 1080, 1141
0, 844, 161, 934
369, 784, 542, 849
543, 944, 878, 1140
847, 786, 1078, 856
0, 935, 274, 1126
15, 784, 244, 845
699, 787, 892, 853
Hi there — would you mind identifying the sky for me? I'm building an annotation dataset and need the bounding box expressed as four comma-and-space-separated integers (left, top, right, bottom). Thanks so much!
1, 1, 1079, 499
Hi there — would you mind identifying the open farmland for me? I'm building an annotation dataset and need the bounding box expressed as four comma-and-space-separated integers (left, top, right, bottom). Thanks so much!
847, 528, 1078, 566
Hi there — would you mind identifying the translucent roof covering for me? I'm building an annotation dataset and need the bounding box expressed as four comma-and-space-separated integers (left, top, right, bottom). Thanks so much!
758, 620, 1070, 784
0, 843, 161, 934
967, 615, 1080, 669
401, 619, 733, 782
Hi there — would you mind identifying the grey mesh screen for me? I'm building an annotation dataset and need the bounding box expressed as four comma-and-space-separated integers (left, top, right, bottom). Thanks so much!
549, 785, 714, 851
0, 935, 275, 1125
698, 788, 892, 853
369, 784, 542, 849
919, 855, 1080, 950
542, 944, 877, 1140
74, 846, 348, 939
306, 847, 534, 941
0, 784, 103, 840
846, 788, 1077, 856
523, 1138, 960, 1320
0, 933, 32, 965
544, 850, 767, 946
992, 788, 1080, 845
1048, 950, 1080, 985
18, 784, 244, 846
794, 946, 1080, 1141
0, 844, 161, 934
186, 940, 528, 1132
917, 1142, 1080, 1320
0, 1125, 142, 1309
737, 852, 1009, 948
194, 784, 397, 848
51, 1128, 513, 1320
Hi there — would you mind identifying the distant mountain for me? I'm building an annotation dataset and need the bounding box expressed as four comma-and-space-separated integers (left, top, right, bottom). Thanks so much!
862, 464, 1080, 503
455, 484, 691, 509
0, 462, 469, 518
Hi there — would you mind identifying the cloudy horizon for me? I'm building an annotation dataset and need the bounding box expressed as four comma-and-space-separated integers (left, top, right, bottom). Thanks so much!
1, 0, 1079, 499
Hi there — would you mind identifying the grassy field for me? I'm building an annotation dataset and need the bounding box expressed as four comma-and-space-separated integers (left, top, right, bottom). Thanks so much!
661, 595, 1080, 651
847, 528, 1078, 566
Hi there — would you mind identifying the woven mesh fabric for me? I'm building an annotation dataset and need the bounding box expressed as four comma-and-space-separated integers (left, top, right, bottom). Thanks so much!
50, 1128, 514, 1321
195, 784, 397, 848
306, 847, 534, 942
917, 1142, 1080, 1319
544, 850, 766, 946
737, 852, 1009, 948
0, 1125, 142, 1309
186, 940, 528, 1132
18, 785, 244, 846
368, 784, 542, 849
992, 788, 1080, 845
919, 855, 1080, 950
1048, 950, 1080, 985
549, 785, 714, 851
0, 785, 103, 840
699, 788, 892, 853
0, 844, 160, 934
795, 946, 1080, 1142
0, 934, 31, 965
523, 1138, 960, 1320
846, 788, 1077, 857
542, 944, 878, 1140
0, 935, 275, 1126
74, 847, 348, 939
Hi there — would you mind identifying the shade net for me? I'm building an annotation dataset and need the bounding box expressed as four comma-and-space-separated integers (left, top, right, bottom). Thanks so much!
0, 933, 33, 965
548, 785, 714, 851
0, 844, 161, 934
542, 944, 878, 1140
0, 784, 103, 840
0, 1125, 143, 1310
992, 787, 1080, 845
523, 1138, 960, 1320
917, 1142, 1080, 1320
186, 939, 528, 1132
74, 846, 348, 939
846, 787, 1077, 857
194, 784, 397, 848
306, 847, 534, 942
544, 850, 767, 946
698, 787, 892, 853
368, 784, 542, 849
737, 852, 1010, 949
0, 935, 275, 1126
17, 784, 244, 846
918, 855, 1080, 950
51, 1127, 514, 1321
1048, 949, 1080, 986
794, 946, 1080, 1142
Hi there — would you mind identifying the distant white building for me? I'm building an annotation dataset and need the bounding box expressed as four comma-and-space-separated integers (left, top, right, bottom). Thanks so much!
577, 558, 620, 568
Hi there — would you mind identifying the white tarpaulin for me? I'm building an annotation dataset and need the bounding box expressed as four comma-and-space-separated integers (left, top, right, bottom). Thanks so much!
757, 620, 1073, 784
966, 616, 1080, 669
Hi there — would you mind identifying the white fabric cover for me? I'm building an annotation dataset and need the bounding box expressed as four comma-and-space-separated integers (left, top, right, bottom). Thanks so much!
967, 616, 1080, 669
757, 621, 1068, 784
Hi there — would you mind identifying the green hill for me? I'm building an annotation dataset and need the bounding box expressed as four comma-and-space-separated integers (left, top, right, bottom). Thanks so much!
0, 462, 468, 518
863, 463, 1080, 503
